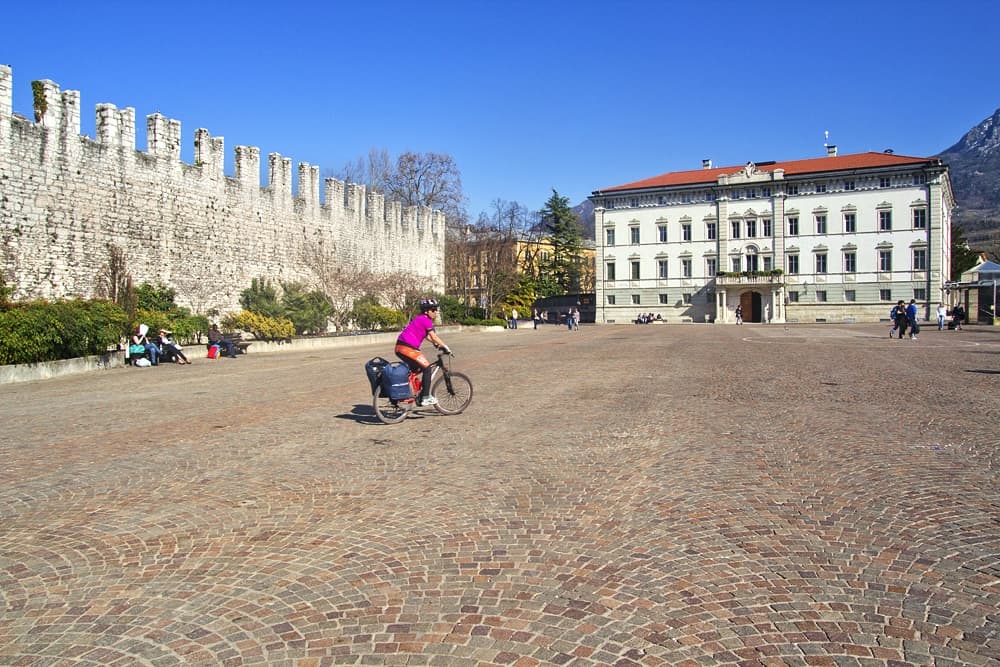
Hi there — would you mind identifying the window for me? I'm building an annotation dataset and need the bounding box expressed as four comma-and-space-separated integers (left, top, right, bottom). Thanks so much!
606, 228, 615, 246
706, 222, 717, 240
787, 185, 799, 195
788, 291, 800, 302
787, 254, 799, 274
816, 290, 827, 302
607, 295, 616, 305
844, 213, 856, 233
629, 197, 639, 207
762, 219, 772, 236
879, 210, 892, 231
845, 290, 856, 302
845, 180, 855, 191
658, 293, 669, 304
762, 187, 771, 197
682, 293, 692, 305
879, 250, 892, 272
682, 224, 692, 241
763, 256, 773, 271
631, 294, 640, 305
746, 219, 757, 237
879, 177, 891, 188
816, 183, 827, 193
815, 254, 828, 274
630, 260, 640, 280
657, 259, 668, 279
630, 227, 640, 244
844, 252, 856, 273
605, 262, 616, 280
657, 224, 668, 242
815, 215, 827, 234
913, 209, 927, 229
914, 288, 927, 300
913, 248, 927, 270
788, 217, 799, 236
880, 289, 892, 301
730, 221, 741, 239
706, 258, 717, 276
681, 259, 692, 278
731, 257, 742, 272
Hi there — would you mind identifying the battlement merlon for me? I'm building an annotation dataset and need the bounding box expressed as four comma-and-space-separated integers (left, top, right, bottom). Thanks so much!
268, 153, 293, 203
234, 145, 260, 191
96, 104, 136, 149
0, 65, 10, 150
147, 113, 181, 161
298, 163, 320, 210
194, 129, 224, 180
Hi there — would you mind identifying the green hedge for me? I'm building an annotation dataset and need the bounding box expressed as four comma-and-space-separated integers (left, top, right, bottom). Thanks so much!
0, 299, 128, 365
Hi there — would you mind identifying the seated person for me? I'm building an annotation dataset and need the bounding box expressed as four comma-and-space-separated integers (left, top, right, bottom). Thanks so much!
159, 329, 190, 364
132, 324, 160, 366
207, 324, 238, 358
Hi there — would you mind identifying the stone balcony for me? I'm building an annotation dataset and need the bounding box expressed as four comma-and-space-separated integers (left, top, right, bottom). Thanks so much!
714, 272, 785, 288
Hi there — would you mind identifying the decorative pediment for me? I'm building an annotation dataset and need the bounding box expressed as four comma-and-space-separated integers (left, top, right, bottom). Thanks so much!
909, 199, 927, 208
703, 214, 717, 222
629, 218, 640, 224
812, 206, 828, 214
876, 240, 893, 249
786, 245, 800, 253
743, 208, 758, 218
841, 243, 857, 251
785, 208, 800, 216
812, 244, 828, 252
655, 216, 668, 222
876, 201, 892, 210
909, 240, 928, 248
678, 215, 692, 223
840, 204, 857, 212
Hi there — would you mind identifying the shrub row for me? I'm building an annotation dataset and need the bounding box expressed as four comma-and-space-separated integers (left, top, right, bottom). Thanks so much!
0, 299, 128, 365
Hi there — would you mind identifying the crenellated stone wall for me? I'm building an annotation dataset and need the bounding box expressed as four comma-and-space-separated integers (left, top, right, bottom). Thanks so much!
0, 65, 445, 315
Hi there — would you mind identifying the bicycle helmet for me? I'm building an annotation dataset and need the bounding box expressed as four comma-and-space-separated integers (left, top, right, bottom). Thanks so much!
419, 298, 439, 313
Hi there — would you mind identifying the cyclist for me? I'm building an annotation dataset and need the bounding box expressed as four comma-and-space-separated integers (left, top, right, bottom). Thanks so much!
395, 298, 451, 406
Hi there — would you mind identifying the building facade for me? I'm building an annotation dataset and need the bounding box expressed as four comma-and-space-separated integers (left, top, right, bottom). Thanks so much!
589, 149, 953, 324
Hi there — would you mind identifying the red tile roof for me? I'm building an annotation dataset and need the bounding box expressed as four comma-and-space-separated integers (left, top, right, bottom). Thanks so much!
594, 152, 939, 194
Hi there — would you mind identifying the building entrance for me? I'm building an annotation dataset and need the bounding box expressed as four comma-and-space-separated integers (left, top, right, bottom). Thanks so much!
740, 291, 763, 323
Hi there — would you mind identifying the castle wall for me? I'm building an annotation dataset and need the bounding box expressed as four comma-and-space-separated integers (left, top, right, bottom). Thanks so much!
0, 65, 445, 315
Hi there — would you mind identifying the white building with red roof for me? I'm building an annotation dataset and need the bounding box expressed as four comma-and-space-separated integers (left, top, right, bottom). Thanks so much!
589, 148, 954, 324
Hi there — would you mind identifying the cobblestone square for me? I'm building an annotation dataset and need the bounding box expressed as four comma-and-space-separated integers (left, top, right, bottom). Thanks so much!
1, 323, 998, 666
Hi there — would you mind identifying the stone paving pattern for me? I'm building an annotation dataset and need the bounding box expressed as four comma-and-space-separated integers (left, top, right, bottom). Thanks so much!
1, 323, 998, 666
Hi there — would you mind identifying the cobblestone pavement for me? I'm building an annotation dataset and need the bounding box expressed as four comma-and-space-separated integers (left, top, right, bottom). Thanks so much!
1, 323, 999, 667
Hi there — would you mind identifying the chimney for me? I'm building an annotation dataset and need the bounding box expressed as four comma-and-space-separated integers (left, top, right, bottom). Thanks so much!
826, 144, 838, 157
702, 159, 712, 169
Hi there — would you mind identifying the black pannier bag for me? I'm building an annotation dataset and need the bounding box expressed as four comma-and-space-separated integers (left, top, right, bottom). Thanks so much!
380, 362, 413, 400
364, 357, 390, 395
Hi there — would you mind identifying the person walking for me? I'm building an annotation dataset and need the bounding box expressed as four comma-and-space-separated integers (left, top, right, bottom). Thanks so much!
907, 299, 920, 340
735, 304, 743, 325
952, 304, 965, 330
571, 307, 580, 330
936, 302, 947, 330
532, 309, 540, 330
893, 301, 909, 340
510, 308, 519, 330
889, 300, 905, 338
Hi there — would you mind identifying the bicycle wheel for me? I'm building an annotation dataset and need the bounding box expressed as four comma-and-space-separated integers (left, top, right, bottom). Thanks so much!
431, 371, 473, 415
373, 389, 409, 424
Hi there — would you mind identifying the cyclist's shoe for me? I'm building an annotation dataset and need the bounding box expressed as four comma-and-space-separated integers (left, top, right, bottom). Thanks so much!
418, 395, 438, 407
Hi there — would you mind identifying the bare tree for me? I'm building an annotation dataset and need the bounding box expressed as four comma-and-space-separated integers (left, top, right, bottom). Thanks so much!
384, 152, 466, 220
332, 147, 393, 195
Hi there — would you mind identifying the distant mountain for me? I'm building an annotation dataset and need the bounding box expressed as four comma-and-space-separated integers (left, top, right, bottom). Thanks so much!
571, 199, 595, 240
937, 108, 1000, 244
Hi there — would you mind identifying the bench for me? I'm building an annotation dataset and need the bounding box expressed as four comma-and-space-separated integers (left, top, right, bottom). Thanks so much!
206, 333, 252, 356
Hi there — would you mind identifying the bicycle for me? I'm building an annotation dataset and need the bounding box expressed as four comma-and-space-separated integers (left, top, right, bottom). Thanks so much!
372, 351, 473, 424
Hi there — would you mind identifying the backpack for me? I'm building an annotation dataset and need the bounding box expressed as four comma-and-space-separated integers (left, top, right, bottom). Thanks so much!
890, 306, 899, 320
380, 362, 413, 400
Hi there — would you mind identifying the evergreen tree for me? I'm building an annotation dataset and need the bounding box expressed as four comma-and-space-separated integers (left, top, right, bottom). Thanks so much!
539, 189, 583, 295
951, 225, 982, 281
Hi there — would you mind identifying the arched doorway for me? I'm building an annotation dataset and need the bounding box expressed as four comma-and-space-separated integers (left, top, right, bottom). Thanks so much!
740, 291, 763, 323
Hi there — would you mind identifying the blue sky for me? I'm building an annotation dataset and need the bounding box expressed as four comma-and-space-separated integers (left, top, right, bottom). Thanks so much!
3, 0, 999, 219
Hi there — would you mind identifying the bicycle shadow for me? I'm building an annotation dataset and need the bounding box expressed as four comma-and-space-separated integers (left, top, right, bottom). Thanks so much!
337, 403, 434, 424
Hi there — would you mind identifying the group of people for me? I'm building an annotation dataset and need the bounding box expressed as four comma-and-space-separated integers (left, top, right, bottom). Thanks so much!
129, 323, 238, 366
634, 312, 662, 324
129, 324, 191, 366
936, 302, 966, 330
889, 299, 923, 340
